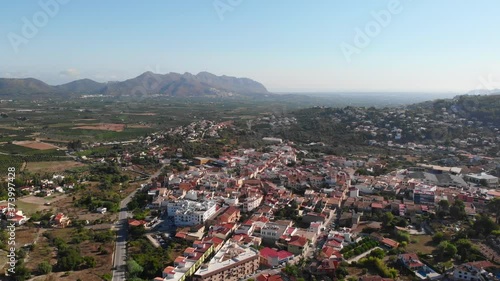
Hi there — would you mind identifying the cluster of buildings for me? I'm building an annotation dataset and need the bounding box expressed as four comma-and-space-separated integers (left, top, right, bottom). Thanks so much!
140, 138, 500, 280
114, 116, 500, 281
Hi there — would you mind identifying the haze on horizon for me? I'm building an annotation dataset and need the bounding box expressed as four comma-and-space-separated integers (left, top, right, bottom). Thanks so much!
1, 0, 500, 94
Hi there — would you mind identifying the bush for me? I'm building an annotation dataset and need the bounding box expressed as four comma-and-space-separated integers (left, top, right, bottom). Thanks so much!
370, 248, 386, 259
37, 261, 52, 275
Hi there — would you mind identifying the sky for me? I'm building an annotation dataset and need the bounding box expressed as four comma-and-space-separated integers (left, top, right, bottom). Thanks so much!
1, 0, 500, 93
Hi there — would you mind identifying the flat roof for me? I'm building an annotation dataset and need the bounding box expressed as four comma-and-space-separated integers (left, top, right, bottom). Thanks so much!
194, 242, 258, 277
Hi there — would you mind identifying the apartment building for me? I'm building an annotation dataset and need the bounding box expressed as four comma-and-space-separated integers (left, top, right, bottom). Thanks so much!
193, 242, 259, 281
167, 200, 217, 226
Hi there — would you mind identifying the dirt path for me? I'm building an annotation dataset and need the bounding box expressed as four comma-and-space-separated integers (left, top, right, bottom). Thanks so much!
20, 160, 27, 172
23, 229, 46, 264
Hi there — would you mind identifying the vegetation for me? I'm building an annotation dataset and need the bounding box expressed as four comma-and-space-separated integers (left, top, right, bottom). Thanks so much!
358, 256, 398, 278
341, 238, 378, 259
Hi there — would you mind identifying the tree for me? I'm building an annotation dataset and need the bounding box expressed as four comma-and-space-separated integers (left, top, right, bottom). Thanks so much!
381, 212, 394, 229
438, 200, 450, 211
487, 198, 500, 224
395, 231, 410, 242
83, 256, 97, 268
369, 248, 386, 259
12, 261, 31, 281
437, 241, 457, 261
454, 239, 477, 262
127, 259, 144, 277
472, 214, 499, 237
450, 200, 467, 220
37, 261, 53, 274
432, 232, 445, 244
57, 246, 83, 271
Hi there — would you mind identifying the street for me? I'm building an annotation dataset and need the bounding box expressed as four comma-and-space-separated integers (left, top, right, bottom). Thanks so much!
111, 165, 165, 281
111, 189, 135, 281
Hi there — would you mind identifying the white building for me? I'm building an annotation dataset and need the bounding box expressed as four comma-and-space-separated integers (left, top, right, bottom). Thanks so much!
464, 173, 499, 188
242, 195, 263, 212
349, 187, 359, 198
452, 261, 495, 281
167, 200, 217, 226
193, 242, 259, 281
260, 223, 288, 241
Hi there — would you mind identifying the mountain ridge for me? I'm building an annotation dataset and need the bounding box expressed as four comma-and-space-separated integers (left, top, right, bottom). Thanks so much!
0, 71, 269, 97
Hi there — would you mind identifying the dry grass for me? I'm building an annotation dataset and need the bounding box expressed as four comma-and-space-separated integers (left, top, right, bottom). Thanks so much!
405, 234, 435, 255
72, 123, 125, 132
25, 161, 86, 173
26, 228, 113, 281
12, 140, 61, 150
16, 195, 67, 214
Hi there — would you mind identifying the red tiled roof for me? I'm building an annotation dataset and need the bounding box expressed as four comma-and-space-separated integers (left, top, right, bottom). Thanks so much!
163, 266, 175, 274
381, 238, 399, 248
466, 260, 495, 269
128, 219, 147, 227
288, 236, 308, 247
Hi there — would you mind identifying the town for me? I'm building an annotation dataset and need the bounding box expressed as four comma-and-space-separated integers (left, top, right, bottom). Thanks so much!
2, 100, 499, 281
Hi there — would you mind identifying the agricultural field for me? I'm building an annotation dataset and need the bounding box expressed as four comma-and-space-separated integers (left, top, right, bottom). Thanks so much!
0, 96, 299, 144
12, 140, 61, 150
24, 161, 86, 173
72, 123, 126, 132
16, 195, 67, 214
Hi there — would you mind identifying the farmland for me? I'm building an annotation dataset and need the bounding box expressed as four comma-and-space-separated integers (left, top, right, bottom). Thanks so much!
24, 161, 86, 173
12, 140, 61, 150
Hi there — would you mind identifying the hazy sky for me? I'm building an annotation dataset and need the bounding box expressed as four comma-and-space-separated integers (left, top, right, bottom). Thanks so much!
1, 0, 500, 92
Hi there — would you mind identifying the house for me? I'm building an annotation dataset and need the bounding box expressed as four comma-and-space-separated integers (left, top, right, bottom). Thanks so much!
128, 219, 147, 227
217, 206, 240, 224
302, 212, 327, 224
398, 253, 441, 280
287, 235, 309, 255
380, 238, 399, 249
259, 247, 294, 267
314, 259, 339, 276
319, 246, 342, 261
452, 260, 497, 281
6, 210, 28, 226
261, 223, 288, 241
53, 213, 71, 228
398, 253, 424, 270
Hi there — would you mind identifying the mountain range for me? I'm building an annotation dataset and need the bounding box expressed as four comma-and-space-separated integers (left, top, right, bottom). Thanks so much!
0, 71, 269, 97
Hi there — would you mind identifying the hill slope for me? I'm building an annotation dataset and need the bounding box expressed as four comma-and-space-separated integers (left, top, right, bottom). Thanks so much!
0, 72, 269, 97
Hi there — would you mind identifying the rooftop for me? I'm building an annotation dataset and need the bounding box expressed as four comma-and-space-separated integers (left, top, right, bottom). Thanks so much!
194, 242, 258, 277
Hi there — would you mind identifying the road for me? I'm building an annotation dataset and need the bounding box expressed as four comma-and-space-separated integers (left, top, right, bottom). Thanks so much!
112, 165, 165, 281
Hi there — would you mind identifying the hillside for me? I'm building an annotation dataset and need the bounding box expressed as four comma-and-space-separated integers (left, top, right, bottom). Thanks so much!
0, 78, 54, 96
0, 72, 269, 97
239, 94, 500, 157
54, 79, 106, 94
410, 94, 500, 125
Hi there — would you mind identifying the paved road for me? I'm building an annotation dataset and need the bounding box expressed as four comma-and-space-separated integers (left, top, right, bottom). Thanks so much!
111, 189, 136, 281
112, 165, 165, 281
